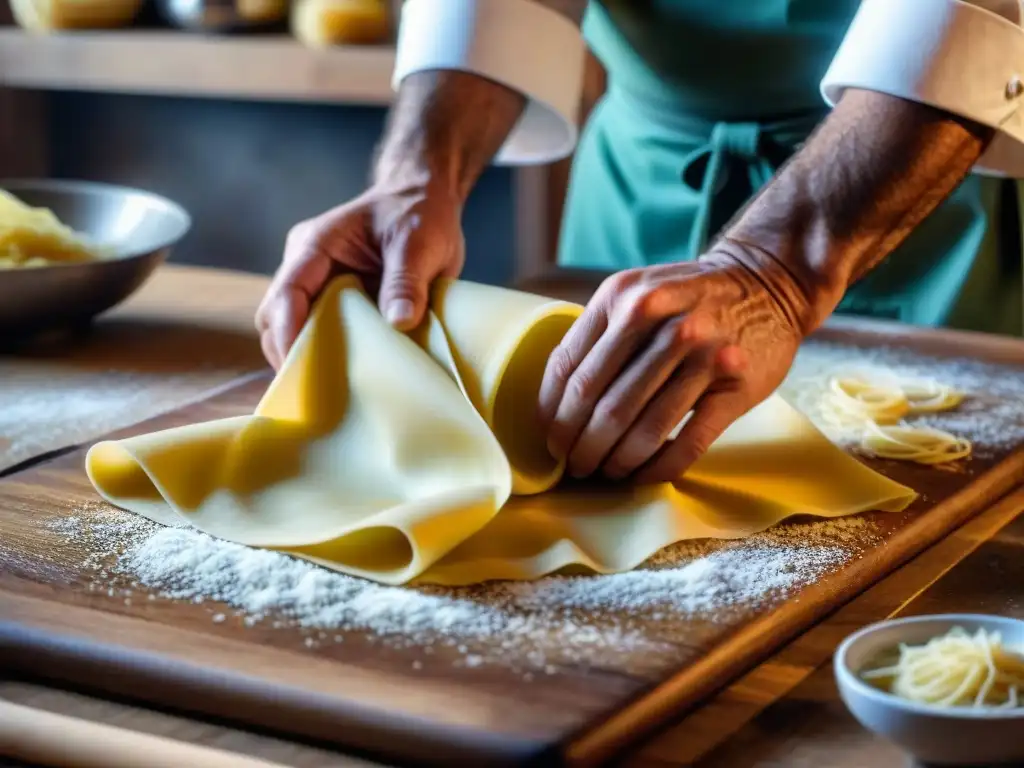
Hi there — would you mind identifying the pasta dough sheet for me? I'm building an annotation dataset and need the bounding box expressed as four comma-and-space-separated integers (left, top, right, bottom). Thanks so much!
86, 277, 917, 586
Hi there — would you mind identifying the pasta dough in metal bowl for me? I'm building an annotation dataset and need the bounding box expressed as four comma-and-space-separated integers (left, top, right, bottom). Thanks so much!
0, 179, 191, 338
835, 614, 1024, 766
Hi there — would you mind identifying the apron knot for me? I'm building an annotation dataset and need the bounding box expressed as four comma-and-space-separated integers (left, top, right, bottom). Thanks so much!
710, 121, 762, 161
600, 84, 824, 261
680, 121, 766, 197
682, 120, 779, 259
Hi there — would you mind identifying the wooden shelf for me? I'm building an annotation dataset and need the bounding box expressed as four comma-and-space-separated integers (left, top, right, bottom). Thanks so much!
0, 29, 396, 105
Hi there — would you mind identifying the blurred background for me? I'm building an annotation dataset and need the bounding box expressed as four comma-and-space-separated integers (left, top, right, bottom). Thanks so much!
0, 0, 606, 286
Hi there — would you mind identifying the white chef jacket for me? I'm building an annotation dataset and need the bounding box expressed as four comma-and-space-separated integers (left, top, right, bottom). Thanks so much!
392, 0, 1024, 177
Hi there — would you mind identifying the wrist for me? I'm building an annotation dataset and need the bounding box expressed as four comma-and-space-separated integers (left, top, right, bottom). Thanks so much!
373, 70, 525, 205
371, 145, 461, 205
360, 175, 463, 242
708, 89, 990, 338
701, 238, 841, 336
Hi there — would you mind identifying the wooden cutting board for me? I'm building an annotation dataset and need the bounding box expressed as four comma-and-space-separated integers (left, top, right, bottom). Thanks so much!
4, 322, 1024, 768
0, 265, 269, 474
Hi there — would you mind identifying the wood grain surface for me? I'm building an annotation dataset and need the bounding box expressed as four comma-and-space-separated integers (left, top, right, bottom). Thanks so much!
635, 485, 1024, 768
4, 318, 1024, 768
692, 506, 1024, 768
5, 487, 1021, 768
0, 265, 269, 474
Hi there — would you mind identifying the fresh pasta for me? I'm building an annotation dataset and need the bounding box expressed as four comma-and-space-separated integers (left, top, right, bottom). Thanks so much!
824, 374, 912, 426
861, 626, 1024, 709
0, 189, 105, 269
812, 368, 970, 465
861, 424, 972, 466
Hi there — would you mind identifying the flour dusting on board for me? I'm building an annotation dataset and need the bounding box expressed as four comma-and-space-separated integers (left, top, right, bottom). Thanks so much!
0, 366, 246, 473
32, 341, 1024, 676
47, 501, 880, 676
783, 341, 1024, 457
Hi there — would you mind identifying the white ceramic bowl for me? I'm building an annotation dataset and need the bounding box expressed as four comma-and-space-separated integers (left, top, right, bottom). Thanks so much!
835, 614, 1024, 766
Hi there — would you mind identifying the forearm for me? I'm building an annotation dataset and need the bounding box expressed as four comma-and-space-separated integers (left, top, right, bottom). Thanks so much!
375, 0, 587, 201
378, 0, 586, 200
715, 89, 994, 332
373, 71, 527, 203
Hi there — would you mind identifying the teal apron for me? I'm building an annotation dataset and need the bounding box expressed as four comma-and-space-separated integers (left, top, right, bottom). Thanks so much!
558, 1, 1022, 335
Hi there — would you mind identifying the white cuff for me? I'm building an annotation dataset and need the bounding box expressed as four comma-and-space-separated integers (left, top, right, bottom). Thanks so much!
821, 0, 1024, 178
392, 0, 585, 166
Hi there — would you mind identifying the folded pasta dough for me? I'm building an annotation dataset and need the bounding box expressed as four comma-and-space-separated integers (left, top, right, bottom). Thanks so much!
86, 276, 917, 586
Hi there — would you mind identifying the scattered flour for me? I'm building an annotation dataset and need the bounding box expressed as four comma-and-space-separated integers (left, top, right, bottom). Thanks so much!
782, 340, 1024, 457
0, 366, 246, 473
46, 501, 881, 676
30, 341, 1024, 675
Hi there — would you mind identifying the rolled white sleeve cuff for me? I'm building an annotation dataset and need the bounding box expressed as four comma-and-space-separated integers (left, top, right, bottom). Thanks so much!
392, 0, 586, 166
821, 0, 1024, 178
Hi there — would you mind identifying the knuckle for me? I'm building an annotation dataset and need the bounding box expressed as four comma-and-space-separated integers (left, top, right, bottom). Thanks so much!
597, 269, 639, 302
622, 288, 667, 327
593, 398, 629, 432
633, 423, 669, 456
716, 344, 749, 377
599, 271, 627, 296
285, 220, 316, 250
566, 369, 597, 405
622, 419, 661, 453
669, 314, 712, 348
547, 344, 576, 384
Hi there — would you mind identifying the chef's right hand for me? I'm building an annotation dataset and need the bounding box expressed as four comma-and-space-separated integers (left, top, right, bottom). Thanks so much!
256, 185, 466, 370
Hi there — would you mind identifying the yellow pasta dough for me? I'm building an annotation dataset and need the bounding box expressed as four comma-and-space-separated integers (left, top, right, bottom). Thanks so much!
0, 189, 105, 269
86, 277, 916, 586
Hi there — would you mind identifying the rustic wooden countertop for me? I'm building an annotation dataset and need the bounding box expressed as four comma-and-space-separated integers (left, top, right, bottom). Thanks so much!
2, 263, 1022, 768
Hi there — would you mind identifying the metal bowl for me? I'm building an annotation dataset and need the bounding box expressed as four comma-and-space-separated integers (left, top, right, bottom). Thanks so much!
154, 0, 287, 32
0, 179, 191, 339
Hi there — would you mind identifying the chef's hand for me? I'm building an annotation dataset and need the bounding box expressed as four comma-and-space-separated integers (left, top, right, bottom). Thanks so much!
538, 247, 814, 484
256, 186, 464, 369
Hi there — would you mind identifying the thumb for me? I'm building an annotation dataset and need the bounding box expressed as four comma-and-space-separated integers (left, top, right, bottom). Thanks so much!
378, 228, 436, 331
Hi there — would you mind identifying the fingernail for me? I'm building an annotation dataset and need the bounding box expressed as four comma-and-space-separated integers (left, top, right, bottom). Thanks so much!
386, 299, 415, 328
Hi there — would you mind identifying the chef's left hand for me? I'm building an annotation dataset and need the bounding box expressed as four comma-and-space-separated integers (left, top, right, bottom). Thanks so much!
537, 247, 815, 484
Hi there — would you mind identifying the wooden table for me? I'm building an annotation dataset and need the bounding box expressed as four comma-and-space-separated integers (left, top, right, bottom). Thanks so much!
2, 263, 1022, 768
